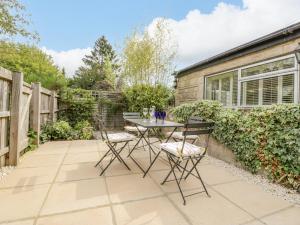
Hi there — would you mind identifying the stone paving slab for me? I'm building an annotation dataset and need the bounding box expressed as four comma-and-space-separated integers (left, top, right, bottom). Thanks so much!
0, 140, 299, 225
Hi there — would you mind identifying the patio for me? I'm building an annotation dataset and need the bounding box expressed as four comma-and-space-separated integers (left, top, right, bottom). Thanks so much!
0, 140, 299, 225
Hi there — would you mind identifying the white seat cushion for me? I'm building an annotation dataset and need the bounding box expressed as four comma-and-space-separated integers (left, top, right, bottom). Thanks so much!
106, 132, 136, 143
166, 132, 198, 140
160, 142, 205, 157
124, 126, 147, 132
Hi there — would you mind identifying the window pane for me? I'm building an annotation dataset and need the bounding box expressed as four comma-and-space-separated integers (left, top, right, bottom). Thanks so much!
221, 77, 230, 105
282, 74, 294, 103
232, 72, 238, 106
263, 77, 278, 105
205, 71, 238, 106
241, 80, 259, 105
241, 57, 295, 77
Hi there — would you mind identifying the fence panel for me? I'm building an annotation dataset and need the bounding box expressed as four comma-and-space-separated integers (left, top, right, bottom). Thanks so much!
92, 91, 124, 129
20, 82, 32, 151
40, 89, 51, 125
0, 67, 59, 166
0, 69, 11, 161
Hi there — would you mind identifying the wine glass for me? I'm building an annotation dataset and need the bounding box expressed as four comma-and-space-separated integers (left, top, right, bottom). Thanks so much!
143, 108, 148, 121
161, 111, 166, 121
149, 106, 155, 122
154, 111, 159, 122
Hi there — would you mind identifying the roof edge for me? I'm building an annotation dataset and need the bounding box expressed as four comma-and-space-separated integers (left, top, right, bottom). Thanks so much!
177, 21, 300, 77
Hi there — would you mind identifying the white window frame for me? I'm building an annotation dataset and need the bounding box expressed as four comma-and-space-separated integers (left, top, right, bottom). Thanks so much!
204, 69, 238, 107
204, 54, 299, 108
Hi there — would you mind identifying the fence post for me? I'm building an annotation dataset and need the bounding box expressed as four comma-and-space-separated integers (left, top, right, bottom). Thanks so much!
50, 91, 56, 122
30, 83, 41, 146
9, 72, 23, 166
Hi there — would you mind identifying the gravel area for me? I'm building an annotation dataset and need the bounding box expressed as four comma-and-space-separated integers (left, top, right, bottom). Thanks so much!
206, 155, 300, 205
0, 166, 15, 181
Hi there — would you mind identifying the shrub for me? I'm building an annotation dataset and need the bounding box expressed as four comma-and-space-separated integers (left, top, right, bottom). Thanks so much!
123, 84, 173, 113
74, 120, 93, 140
40, 121, 73, 142
170, 100, 222, 122
171, 101, 300, 189
59, 88, 96, 126
40, 120, 94, 142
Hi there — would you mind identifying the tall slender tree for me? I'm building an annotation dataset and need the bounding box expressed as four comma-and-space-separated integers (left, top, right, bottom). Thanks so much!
71, 36, 119, 90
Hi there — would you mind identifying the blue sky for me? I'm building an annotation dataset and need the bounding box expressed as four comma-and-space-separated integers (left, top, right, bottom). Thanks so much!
21, 0, 300, 76
23, 0, 242, 51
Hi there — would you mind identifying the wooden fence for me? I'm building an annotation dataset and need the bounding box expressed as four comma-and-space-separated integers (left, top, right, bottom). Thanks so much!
92, 91, 124, 129
0, 67, 58, 167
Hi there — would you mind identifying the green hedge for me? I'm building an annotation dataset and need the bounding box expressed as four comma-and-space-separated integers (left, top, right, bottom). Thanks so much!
171, 101, 300, 189
59, 88, 96, 126
123, 84, 173, 113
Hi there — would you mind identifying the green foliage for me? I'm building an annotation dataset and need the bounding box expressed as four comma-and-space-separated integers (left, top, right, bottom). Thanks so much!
170, 100, 222, 122
0, 41, 67, 90
59, 88, 96, 126
40, 121, 73, 142
122, 19, 177, 86
40, 120, 93, 142
73, 120, 93, 140
170, 102, 196, 123
25, 129, 37, 152
0, 0, 39, 40
123, 84, 172, 112
171, 101, 300, 189
99, 96, 126, 115
70, 36, 119, 90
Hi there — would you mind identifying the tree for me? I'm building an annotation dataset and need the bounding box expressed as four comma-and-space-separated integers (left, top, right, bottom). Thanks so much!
0, 0, 38, 40
71, 36, 119, 90
122, 19, 177, 86
0, 41, 67, 90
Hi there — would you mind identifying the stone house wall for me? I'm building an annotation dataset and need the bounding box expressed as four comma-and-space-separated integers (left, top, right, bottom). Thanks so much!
175, 37, 300, 105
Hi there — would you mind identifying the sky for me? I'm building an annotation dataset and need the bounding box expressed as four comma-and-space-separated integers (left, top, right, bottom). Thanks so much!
22, 0, 300, 77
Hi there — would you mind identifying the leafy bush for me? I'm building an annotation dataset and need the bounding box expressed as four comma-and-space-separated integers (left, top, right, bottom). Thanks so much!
40, 120, 94, 143
170, 100, 222, 122
124, 84, 173, 112
25, 129, 38, 152
40, 121, 73, 142
0, 41, 67, 90
59, 88, 96, 126
74, 120, 93, 140
171, 101, 300, 189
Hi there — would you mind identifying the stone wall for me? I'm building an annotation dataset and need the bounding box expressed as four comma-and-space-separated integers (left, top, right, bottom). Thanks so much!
175, 37, 300, 105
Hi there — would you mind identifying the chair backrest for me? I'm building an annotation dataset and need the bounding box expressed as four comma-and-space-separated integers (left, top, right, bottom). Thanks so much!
182, 122, 214, 136
96, 117, 109, 141
179, 121, 214, 156
123, 112, 141, 120
187, 116, 204, 124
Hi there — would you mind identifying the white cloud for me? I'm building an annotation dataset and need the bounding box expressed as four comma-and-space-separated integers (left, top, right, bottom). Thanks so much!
41, 47, 92, 77
147, 0, 300, 69
42, 0, 300, 76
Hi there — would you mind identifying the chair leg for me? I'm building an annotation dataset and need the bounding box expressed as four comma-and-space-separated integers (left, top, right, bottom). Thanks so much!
97, 141, 131, 176
170, 158, 186, 205
143, 151, 161, 178
161, 154, 180, 185
179, 158, 189, 184
184, 156, 203, 180
95, 149, 111, 167
99, 155, 117, 176
190, 158, 210, 197
109, 142, 131, 171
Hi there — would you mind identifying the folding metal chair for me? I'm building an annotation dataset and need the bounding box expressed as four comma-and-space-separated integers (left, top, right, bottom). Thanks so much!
166, 116, 204, 144
123, 112, 148, 151
95, 118, 136, 176
160, 120, 214, 205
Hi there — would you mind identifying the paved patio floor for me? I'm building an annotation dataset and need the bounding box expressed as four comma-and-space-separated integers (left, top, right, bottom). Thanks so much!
0, 140, 299, 225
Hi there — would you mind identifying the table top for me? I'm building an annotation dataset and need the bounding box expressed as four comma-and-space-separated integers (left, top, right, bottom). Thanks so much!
125, 118, 184, 128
